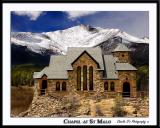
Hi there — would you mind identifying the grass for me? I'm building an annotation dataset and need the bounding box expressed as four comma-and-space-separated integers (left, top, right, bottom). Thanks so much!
11, 86, 34, 116
11, 63, 44, 115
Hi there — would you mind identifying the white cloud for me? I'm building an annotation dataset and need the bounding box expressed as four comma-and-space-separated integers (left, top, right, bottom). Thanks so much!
13, 11, 43, 20
66, 11, 97, 20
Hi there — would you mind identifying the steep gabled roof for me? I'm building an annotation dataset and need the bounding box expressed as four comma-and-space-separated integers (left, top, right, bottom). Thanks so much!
115, 63, 137, 71
33, 56, 68, 79
71, 50, 100, 67
33, 47, 137, 80
66, 47, 104, 70
33, 47, 104, 79
33, 67, 48, 79
103, 55, 118, 79
112, 43, 131, 52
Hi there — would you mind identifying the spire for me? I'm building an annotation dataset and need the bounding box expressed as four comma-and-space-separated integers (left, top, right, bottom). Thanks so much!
112, 43, 131, 52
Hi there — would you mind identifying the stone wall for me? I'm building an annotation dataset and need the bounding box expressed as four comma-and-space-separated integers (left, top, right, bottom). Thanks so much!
34, 79, 38, 97
67, 52, 104, 97
103, 80, 119, 92
113, 51, 131, 63
118, 71, 137, 97
36, 75, 47, 96
34, 52, 137, 98
47, 80, 69, 96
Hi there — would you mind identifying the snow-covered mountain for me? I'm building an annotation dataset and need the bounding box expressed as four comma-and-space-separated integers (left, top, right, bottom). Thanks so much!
11, 24, 149, 55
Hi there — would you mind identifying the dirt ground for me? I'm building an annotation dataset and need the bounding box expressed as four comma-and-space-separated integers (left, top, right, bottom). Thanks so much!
11, 86, 34, 116
11, 87, 149, 118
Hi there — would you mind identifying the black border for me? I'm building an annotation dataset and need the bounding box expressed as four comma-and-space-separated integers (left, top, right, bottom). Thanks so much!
1, 0, 159, 127
1, 0, 160, 3
157, 0, 160, 127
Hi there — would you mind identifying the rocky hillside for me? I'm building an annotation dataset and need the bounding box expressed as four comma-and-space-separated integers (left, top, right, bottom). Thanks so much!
11, 44, 54, 65
14, 96, 149, 118
99, 38, 149, 66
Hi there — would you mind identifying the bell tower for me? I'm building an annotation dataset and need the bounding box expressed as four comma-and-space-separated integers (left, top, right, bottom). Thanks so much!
112, 43, 131, 63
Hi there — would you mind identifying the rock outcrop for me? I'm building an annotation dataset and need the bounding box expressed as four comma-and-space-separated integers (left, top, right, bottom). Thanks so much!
16, 96, 149, 118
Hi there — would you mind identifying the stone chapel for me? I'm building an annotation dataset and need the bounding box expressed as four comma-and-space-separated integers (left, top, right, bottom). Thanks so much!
33, 43, 137, 98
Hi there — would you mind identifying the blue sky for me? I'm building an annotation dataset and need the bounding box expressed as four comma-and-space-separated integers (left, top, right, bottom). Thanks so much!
11, 11, 149, 38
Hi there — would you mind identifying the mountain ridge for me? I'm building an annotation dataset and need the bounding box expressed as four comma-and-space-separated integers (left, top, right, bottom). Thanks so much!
11, 25, 149, 55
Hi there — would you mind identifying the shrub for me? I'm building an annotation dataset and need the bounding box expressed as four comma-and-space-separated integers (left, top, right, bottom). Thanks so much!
112, 95, 126, 117
96, 105, 104, 116
63, 95, 80, 110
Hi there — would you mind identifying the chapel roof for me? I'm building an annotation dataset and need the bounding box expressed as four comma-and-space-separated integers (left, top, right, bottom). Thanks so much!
33, 45, 137, 79
115, 63, 137, 71
112, 43, 131, 52
103, 55, 118, 79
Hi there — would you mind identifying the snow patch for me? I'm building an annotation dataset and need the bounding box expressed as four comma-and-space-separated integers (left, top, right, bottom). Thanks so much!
11, 25, 149, 55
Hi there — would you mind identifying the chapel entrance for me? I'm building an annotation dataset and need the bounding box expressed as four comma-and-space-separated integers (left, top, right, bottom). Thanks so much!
122, 82, 130, 97
41, 80, 47, 95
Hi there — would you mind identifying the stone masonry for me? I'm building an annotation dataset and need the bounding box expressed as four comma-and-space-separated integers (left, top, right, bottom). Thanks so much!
33, 44, 137, 98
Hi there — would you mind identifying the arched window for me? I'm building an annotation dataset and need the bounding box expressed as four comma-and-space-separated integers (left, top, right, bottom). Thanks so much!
89, 66, 93, 90
104, 82, 108, 91
56, 82, 60, 91
83, 65, 87, 90
110, 82, 115, 91
77, 66, 81, 90
62, 82, 66, 91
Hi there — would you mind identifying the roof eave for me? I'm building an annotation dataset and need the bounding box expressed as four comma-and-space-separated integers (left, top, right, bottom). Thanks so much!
116, 69, 137, 71
71, 50, 100, 67
96, 69, 104, 71
102, 78, 119, 80
111, 50, 131, 52
47, 78, 68, 80
67, 69, 74, 71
